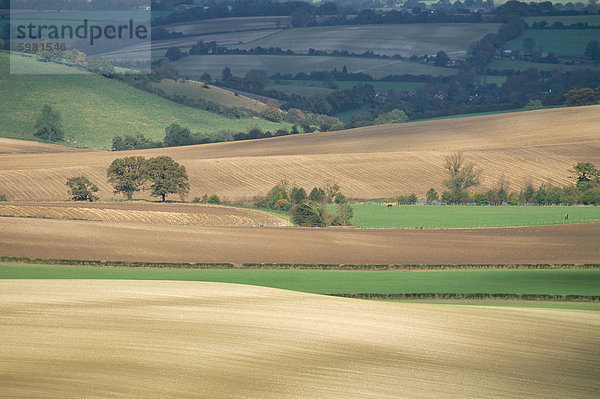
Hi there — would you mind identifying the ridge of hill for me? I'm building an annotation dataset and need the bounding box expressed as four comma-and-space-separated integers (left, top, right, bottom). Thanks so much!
0, 105, 598, 201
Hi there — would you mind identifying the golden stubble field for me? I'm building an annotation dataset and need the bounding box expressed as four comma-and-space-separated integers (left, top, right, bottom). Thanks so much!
1, 106, 599, 202
1, 280, 598, 398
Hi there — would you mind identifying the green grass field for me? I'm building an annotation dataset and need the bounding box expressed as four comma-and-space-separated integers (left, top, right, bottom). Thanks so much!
230, 24, 500, 58
329, 204, 600, 229
489, 58, 600, 73
505, 29, 600, 56
524, 15, 600, 26
0, 52, 288, 149
173, 54, 456, 80
152, 79, 268, 113
1, 263, 599, 298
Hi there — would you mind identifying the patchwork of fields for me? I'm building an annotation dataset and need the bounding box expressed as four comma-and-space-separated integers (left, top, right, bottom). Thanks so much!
3, 9, 600, 399
230, 24, 500, 58
1, 105, 598, 202
173, 54, 456, 79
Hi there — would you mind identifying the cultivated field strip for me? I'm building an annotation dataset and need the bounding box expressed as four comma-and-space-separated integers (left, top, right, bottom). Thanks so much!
1, 280, 598, 398
0, 106, 598, 201
0, 203, 290, 227
1, 218, 598, 265
0, 138, 83, 154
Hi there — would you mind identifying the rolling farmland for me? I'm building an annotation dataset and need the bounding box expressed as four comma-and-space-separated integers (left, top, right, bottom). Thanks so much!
173, 54, 456, 79
1, 105, 599, 202
0, 202, 290, 227
3, 264, 600, 298
1, 280, 598, 398
0, 52, 288, 149
230, 24, 500, 58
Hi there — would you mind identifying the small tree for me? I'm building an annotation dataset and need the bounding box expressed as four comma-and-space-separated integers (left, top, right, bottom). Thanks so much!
107, 156, 148, 200
426, 188, 439, 204
564, 88, 598, 106
522, 37, 535, 54
570, 162, 599, 190
442, 152, 481, 204
145, 156, 190, 202
165, 47, 185, 61
34, 105, 64, 141
290, 199, 325, 227
164, 123, 191, 147
308, 187, 326, 202
434, 50, 450, 67
324, 181, 341, 203
290, 186, 307, 204
584, 40, 600, 63
332, 203, 353, 226
66, 176, 99, 201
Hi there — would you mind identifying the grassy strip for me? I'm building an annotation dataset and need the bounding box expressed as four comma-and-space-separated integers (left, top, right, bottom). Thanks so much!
2, 263, 600, 297
242, 263, 599, 270
0, 257, 234, 269
331, 293, 600, 302
328, 204, 600, 229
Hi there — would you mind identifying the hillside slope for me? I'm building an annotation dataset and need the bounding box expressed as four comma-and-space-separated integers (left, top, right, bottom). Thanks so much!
1, 280, 599, 398
0, 52, 287, 149
0, 105, 598, 201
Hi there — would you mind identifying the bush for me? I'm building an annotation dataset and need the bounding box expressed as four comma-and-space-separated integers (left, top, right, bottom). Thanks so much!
0, 194, 7, 201
207, 194, 222, 204
66, 176, 99, 202
255, 182, 289, 209
334, 193, 347, 204
582, 187, 600, 205
426, 188, 439, 204
290, 200, 325, 227
396, 193, 417, 205
332, 203, 353, 226
308, 187, 326, 202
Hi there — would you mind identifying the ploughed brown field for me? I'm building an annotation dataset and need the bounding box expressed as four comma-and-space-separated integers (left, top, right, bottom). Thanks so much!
1, 106, 599, 202
1, 217, 598, 264
0, 201, 290, 227
1, 280, 598, 398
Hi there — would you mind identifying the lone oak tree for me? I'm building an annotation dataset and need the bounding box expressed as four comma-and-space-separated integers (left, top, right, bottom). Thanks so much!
145, 156, 190, 202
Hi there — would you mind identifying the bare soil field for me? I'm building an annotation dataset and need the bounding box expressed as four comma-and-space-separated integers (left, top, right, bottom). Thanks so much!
0, 106, 598, 202
0, 202, 290, 227
231, 23, 500, 57
0, 218, 598, 264
1, 280, 598, 398
0, 138, 83, 154
164, 16, 292, 37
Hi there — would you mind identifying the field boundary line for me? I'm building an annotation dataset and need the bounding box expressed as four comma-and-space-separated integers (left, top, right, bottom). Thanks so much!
241, 263, 600, 270
330, 293, 600, 302
0, 257, 234, 269
2, 258, 599, 270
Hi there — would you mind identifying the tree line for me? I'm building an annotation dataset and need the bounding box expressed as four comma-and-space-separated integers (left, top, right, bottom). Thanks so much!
399, 154, 600, 206
254, 181, 353, 227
